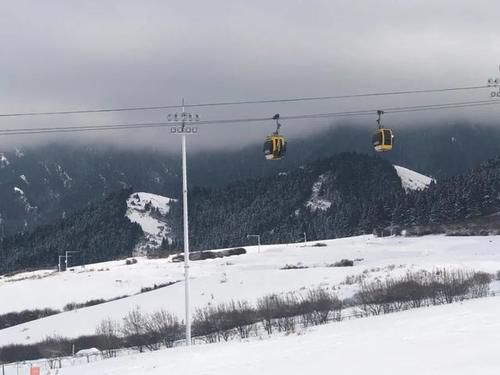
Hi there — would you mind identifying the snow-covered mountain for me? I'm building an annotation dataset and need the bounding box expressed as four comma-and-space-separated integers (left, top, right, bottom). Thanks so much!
394, 165, 435, 192
126, 192, 176, 254
0, 145, 180, 235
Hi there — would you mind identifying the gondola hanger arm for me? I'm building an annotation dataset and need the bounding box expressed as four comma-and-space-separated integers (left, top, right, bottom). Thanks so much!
272, 113, 281, 134
376, 110, 384, 129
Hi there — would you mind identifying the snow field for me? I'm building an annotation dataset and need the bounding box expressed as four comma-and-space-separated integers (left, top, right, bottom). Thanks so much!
1, 235, 500, 346
0, 257, 180, 315
10, 295, 500, 375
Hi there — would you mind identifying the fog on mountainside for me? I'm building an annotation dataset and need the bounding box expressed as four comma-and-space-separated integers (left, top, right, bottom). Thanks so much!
1, 121, 500, 236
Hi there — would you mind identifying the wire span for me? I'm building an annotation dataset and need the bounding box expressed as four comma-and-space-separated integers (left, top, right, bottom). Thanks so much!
0, 85, 488, 118
0, 98, 499, 137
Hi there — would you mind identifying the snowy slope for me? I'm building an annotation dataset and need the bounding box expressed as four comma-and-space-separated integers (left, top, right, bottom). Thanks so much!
0, 153, 9, 168
394, 165, 434, 192
15, 296, 500, 375
305, 174, 332, 211
0, 258, 178, 315
126, 192, 176, 254
1, 234, 500, 346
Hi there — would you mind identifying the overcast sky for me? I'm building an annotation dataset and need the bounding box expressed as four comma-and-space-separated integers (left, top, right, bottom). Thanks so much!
1, 0, 499, 152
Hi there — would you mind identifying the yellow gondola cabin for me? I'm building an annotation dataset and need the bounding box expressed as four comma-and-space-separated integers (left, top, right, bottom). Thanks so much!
372, 128, 394, 152
264, 134, 287, 160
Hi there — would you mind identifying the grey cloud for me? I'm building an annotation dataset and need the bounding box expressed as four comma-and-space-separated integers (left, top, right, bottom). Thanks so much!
0, 0, 499, 151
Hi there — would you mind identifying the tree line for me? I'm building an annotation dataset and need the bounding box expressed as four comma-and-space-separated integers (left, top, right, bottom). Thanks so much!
2, 152, 500, 274
0, 189, 143, 274
166, 153, 500, 251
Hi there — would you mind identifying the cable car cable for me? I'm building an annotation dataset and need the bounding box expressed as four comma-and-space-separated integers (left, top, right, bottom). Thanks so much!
0, 84, 489, 118
186, 85, 489, 108
0, 98, 499, 136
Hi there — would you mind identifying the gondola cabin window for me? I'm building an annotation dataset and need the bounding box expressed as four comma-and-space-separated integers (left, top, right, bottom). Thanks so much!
383, 129, 393, 146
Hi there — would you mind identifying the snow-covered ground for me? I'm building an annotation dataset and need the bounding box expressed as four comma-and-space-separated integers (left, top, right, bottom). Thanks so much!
0, 258, 178, 314
126, 192, 176, 253
394, 165, 434, 192
11, 296, 500, 375
1, 234, 500, 346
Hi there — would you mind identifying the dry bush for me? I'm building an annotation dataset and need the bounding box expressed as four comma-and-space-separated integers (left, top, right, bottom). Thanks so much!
354, 269, 493, 316
256, 294, 299, 334
122, 307, 148, 351
145, 310, 183, 348
95, 318, 122, 355
299, 288, 342, 326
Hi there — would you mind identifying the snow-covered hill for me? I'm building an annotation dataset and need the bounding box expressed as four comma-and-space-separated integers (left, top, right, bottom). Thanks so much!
126, 192, 176, 254
0, 145, 181, 235
16, 296, 500, 375
394, 165, 435, 192
1, 234, 499, 346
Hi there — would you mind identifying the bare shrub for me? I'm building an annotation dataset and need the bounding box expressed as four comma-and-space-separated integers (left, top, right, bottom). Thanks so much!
354, 282, 386, 316
0, 308, 60, 330
95, 318, 121, 355
383, 279, 418, 312
192, 304, 237, 343
330, 259, 354, 267
226, 300, 258, 339
467, 272, 491, 298
38, 336, 69, 360
256, 294, 298, 334
122, 307, 148, 352
299, 288, 342, 326
275, 294, 299, 333
145, 310, 183, 348
281, 263, 308, 270
256, 294, 279, 334
354, 269, 493, 316
343, 273, 367, 285
172, 248, 246, 262
436, 269, 470, 304
0, 343, 42, 363
192, 307, 217, 343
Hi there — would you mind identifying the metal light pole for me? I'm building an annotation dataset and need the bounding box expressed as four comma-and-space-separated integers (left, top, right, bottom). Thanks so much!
487, 65, 500, 97
303, 232, 308, 247
168, 100, 199, 346
247, 234, 261, 253
0, 213, 4, 238
58, 255, 65, 272
64, 251, 79, 271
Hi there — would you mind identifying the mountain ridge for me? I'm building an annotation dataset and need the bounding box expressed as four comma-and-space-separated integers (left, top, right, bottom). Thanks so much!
1, 122, 500, 237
